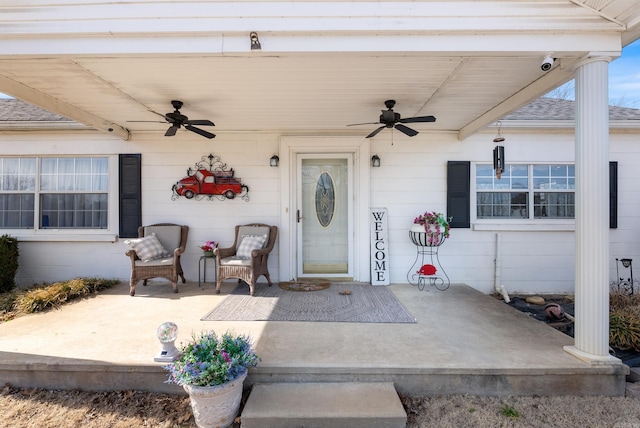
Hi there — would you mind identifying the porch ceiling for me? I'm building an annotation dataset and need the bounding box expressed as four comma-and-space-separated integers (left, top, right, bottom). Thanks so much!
0, 1, 639, 141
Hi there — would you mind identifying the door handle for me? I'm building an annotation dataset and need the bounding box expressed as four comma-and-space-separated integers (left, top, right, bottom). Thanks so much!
297, 210, 303, 223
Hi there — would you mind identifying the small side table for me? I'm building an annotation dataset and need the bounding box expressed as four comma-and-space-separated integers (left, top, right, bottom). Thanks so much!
198, 255, 217, 288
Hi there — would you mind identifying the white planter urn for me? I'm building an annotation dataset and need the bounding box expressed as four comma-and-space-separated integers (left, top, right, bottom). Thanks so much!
410, 224, 425, 233
409, 223, 446, 247
183, 371, 247, 428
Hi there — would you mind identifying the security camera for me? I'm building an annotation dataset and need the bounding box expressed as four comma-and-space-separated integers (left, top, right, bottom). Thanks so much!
541, 55, 554, 72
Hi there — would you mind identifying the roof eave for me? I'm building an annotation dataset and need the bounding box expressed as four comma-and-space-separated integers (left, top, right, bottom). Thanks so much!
497, 119, 640, 129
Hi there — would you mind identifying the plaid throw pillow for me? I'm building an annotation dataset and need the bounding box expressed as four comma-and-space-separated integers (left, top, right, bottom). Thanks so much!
236, 234, 267, 259
125, 233, 169, 262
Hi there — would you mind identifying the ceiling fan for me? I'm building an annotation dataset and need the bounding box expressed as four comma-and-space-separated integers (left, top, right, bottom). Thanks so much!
129, 100, 216, 139
347, 100, 436, 138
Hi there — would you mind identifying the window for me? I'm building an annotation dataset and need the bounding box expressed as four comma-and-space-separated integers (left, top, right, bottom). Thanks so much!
0, 156, 109, 230
476, 164, 575, 220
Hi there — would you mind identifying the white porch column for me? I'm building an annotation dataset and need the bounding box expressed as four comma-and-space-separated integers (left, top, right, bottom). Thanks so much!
564, 56, 618, 363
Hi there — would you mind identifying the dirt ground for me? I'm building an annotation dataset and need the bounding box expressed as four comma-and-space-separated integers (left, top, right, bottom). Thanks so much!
2, 384, 640, 428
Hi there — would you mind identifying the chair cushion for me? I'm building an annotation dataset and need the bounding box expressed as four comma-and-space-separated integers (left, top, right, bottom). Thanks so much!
134, 256, 174, 267
125, 233, 170, 262
220, 256, 252, 266
236, 234, 267, 259
144, 225, 181, 251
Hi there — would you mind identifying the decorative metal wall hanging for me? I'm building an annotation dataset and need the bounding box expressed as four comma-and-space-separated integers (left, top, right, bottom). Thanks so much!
171, 153, 249, 201
492, 121, 506, 179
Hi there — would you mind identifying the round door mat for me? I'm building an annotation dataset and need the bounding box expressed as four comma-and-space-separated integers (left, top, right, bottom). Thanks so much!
279, 281, 331, 292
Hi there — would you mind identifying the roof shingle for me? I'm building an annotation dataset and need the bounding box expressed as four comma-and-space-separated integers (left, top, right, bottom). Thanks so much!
0, 99, 71, 122
503, 97, 640, 121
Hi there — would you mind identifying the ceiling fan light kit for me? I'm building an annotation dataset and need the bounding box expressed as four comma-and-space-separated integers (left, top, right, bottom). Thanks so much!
347, 100, 436, 138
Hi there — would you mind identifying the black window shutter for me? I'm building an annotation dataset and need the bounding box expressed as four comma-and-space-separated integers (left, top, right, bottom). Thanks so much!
447, 161, 471, 228
610, 161, 618, 229
119, 154, 142, 238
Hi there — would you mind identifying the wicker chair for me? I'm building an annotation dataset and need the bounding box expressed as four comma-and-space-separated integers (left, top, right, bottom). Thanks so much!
214, 223, 278, 296
125, 223, 189, 296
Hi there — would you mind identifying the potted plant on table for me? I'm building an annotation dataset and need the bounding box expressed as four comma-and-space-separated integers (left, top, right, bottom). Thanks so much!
410, 211, 451, 246
199, 241, 217, 257
164, 330, 260, 428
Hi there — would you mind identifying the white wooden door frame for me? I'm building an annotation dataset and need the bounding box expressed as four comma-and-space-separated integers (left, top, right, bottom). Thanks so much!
278, 136, 370, 282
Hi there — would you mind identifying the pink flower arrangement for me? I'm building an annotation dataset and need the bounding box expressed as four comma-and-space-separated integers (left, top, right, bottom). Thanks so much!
199, 241, 217, 252
413, 211, 451, 245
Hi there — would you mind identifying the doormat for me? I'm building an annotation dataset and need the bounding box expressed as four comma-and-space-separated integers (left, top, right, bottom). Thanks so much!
201, 283, 416, 323
278, 281, 331, 292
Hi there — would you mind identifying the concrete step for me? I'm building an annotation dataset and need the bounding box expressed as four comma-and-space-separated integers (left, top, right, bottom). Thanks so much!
241, 382, 407, 428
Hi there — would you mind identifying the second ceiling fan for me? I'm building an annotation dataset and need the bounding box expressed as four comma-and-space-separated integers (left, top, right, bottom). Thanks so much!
348, 100, 436, 138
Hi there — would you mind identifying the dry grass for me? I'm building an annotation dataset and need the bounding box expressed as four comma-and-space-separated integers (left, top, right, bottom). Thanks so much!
2, 384, 640, 428
0, 278, 118, 322
400, 394, 640, 427
610, 291, 640, 314
0, 385, 197, 428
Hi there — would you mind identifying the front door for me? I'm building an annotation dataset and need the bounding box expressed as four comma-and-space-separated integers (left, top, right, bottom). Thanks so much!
297, 155, 353, 278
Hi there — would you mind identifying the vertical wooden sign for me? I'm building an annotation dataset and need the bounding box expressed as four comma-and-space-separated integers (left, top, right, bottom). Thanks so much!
370, 207, 390, 285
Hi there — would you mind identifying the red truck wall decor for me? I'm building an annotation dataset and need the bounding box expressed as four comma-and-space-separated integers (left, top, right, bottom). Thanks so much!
172, 154, 249, 201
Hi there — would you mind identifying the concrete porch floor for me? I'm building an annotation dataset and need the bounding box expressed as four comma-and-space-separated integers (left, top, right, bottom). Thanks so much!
0, 281, 628, 396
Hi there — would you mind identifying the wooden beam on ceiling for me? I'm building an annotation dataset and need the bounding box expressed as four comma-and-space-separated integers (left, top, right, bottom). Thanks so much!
0, 74, 130, 140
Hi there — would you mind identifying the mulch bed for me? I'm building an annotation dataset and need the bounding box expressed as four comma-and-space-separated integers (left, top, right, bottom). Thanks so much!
501, 294, 640, 367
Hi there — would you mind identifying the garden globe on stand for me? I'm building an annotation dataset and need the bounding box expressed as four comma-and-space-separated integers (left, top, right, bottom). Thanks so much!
154, 322, 181, 362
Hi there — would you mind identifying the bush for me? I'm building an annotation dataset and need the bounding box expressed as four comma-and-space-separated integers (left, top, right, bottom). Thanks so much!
0, 234, 19, 293
610, 309, 640, 351
1, 277, 118, 321
608, 289, 640, 351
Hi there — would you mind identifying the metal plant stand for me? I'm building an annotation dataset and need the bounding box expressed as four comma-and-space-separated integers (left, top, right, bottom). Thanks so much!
407, 230, 450, 291
198, 254, 217, 288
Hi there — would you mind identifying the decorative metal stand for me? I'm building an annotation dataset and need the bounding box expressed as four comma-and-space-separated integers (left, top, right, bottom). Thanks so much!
615, 258, 634, 295
407, 230, 450, 291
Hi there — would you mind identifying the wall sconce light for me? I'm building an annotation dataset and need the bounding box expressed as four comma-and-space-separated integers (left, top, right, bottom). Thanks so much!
270, 155, 279, 167
154, 322, 181, 362
250, 32, 261, 50
371, 154, 381, 168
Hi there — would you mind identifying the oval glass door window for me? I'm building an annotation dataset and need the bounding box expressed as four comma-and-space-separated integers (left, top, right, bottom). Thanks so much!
315, 172, 335, 227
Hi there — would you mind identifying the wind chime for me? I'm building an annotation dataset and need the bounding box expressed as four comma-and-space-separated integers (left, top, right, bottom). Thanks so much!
493, 121, 505, 179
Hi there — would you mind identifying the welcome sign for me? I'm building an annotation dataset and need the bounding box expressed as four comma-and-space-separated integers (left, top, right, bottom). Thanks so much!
370, 207, 390, 285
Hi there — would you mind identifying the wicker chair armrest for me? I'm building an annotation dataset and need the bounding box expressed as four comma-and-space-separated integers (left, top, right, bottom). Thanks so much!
250, 247, 271, 258
125, 249, 139, 260
214, 246, 235, 259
